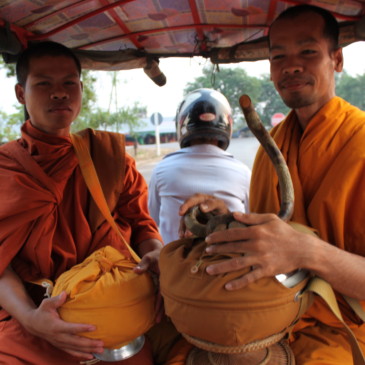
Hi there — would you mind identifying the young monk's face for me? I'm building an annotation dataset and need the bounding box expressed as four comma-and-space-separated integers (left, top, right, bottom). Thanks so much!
15, 55, 83, 136
269, 12, 343, 113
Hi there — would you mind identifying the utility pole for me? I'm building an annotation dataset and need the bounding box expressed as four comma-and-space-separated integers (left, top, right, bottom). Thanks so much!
108, 71, 120, 132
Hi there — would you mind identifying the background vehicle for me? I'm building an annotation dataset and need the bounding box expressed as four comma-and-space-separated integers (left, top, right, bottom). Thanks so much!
125, 135, 138, 146
238, 127, 253, 138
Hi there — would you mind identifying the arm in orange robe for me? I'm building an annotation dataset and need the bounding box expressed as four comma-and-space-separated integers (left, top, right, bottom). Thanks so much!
250, 96, 365, 361
0, 122, 162, 282
0, 121, 162, 364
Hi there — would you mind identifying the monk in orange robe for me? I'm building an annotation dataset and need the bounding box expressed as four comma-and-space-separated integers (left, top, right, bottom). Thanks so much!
0, 41, 163, 365
175, 5, 365, 364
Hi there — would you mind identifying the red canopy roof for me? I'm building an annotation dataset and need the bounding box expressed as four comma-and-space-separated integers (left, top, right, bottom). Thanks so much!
1, 0, 364, 83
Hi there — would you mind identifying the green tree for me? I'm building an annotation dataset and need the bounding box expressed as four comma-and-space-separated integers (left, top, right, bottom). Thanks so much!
71, 71, 147, 133
0, 61, 25, 141
336, 71, 365, 110
259, 75, 290, 125
0, 109, 22, 142
72, 102, 147, 133
108, 103, 147, 134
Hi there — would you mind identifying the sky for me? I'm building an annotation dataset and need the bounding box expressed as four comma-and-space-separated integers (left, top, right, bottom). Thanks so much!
1, 41, 365, 119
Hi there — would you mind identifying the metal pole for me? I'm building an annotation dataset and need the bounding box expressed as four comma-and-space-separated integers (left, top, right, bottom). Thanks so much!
154, 113, 161, 156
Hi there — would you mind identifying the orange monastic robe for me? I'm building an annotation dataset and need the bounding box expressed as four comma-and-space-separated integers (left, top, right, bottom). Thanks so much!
251, 97, 365, 364
0, 121, 162, 365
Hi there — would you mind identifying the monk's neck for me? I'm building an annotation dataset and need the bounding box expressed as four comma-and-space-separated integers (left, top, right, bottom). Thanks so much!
295, 109, 317, 130
29, 120, 72, 137
294, 96, 336, 130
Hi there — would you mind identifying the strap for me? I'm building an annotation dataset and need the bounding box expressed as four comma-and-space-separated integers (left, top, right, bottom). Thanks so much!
344, 295, 365, 323
306, 277, 365, 365
70, 132, 141, 263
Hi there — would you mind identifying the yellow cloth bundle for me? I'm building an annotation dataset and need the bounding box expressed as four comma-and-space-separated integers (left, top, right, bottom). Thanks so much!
52, 245, 156, 349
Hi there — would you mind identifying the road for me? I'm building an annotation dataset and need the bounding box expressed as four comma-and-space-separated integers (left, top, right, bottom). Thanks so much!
134, 137, 260, 184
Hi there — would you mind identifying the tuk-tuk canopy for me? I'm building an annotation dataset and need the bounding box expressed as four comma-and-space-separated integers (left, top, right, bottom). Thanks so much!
1, 0, 364, 85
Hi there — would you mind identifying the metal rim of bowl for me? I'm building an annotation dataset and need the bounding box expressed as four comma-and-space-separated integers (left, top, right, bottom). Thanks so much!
275, 269, 309, 288
93, 335, 145, 362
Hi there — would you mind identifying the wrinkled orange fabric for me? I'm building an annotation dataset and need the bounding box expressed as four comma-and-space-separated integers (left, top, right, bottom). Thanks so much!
159, 235, 312, 347
0, 121, 162, 364
250, 97, 365, 362
163, 338, 194, 365
0, 317, 154, 365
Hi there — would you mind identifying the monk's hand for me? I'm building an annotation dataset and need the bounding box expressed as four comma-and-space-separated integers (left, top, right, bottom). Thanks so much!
134, 248, 161, 276
133, 246, 164, 323
178, 193, 230, 238
204, 212, 308, 290
24, 291, 104, 360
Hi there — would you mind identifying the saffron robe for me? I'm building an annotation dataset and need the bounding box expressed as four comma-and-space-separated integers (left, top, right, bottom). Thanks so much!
251, 97, 365, 363
164, 97, 365, 365
0, 121, 162, 365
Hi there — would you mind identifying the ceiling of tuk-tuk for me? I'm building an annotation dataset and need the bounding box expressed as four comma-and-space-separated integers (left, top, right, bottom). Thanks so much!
0, 0, 364, 85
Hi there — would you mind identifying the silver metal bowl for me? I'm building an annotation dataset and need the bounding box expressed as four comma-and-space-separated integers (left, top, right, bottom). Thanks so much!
93, 335, 145, 362
275, 269, 309, 288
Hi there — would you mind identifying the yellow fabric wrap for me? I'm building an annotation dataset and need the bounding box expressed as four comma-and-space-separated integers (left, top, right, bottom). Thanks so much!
52, 245, 156, 349
159, 222, 315, 349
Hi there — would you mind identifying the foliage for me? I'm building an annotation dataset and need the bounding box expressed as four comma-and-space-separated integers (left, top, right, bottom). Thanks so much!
71, 102, 147, 133
72, 71, 147, 133
258, 75, 290, 125
72, 71, 147, 132
336, 71, 365, 111
0, 109, 22, 142
3, 62, 15, 77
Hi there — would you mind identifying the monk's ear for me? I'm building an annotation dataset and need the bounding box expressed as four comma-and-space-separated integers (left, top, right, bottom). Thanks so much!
15, 83, 26, 105
333, 47, 344, 73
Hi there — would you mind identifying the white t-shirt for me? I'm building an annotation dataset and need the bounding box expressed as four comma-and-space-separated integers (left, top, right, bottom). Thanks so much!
148, 144, 251, 244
